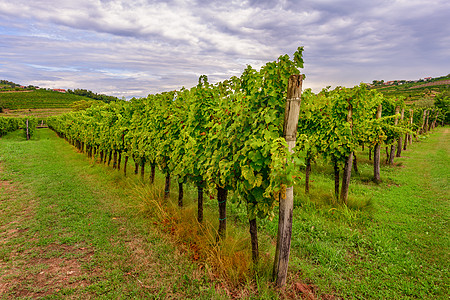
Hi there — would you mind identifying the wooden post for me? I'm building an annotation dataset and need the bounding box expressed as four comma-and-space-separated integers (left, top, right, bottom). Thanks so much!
374, 104, 382, 183
26, 119, 30, 140
421, 110, 427, 134
273, 74, 303, 287
340, 104, 353, 204
396, 108, 404, 157
389, 107, 399, 164
409, 109, 413, 145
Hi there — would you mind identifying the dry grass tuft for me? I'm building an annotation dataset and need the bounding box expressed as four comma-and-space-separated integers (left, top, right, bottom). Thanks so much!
131, 179, 257, 289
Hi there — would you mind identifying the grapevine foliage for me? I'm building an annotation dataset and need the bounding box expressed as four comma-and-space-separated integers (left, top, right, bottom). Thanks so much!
48, 47, 305, 220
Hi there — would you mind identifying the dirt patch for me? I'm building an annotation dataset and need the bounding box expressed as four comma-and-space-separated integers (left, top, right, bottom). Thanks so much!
0, 180, 14, 191
0, 161, 100, 298
1, 243, 97, 299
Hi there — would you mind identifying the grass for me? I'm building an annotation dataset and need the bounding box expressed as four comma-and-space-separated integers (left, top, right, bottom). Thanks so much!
0, 129, 229, 299
1, 127, 449, 299
277, 128, 449, 298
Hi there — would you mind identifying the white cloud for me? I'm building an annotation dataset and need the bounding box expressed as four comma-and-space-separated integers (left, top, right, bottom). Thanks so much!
0, 0, 449, 97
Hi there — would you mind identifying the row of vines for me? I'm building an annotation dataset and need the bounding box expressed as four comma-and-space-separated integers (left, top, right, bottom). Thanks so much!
0, 116, 38, 139
45, 47, 443, 286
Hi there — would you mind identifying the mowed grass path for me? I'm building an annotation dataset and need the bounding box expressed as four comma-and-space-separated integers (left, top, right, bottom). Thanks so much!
0, 129, 223, 299
365, 128, 449, 298
266, 127, 449, 299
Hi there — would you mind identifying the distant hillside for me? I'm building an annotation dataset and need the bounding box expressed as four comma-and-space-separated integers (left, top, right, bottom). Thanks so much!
369, 75, 450, 103
0, 80, 118, 119
0, 89, 91, 110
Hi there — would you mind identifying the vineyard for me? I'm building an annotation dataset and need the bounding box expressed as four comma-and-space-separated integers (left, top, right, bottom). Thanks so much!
44, 49, 444, 283
0, 116, 38, 139
1, 48, 448, 298
0, 89, 91, 110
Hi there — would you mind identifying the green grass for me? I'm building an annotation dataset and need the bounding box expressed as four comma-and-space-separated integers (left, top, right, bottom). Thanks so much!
270, 128, 449, 299
1, 127, 448, 299
0, 129, 227, 299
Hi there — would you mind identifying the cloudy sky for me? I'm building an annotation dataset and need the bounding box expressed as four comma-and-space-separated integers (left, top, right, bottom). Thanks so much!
1, 0, 449, 99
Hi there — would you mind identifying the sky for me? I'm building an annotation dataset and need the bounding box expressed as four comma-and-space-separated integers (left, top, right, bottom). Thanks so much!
0, 0, 449, 99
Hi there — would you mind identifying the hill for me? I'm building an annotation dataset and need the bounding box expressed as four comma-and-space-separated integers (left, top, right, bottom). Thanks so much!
369, 75, 450, 104
0, 80, 117, 118
0, 89, 93, 118
0, 89, 91, 110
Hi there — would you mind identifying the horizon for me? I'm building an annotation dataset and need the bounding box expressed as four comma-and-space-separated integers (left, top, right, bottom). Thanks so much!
2, 73, 449, 99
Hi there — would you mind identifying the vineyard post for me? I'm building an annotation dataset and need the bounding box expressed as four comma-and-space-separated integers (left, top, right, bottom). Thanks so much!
389, 106, 399, 165
403, 109, 411, 150
374, 104, 382, 183
340, 104, 353, 204
396, 108, 404, 157
273, 74, 303, 287
26, 119, 30, 140
305, 152, 311, 193
409, 109, 413, 145
421, 110, 427, 134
